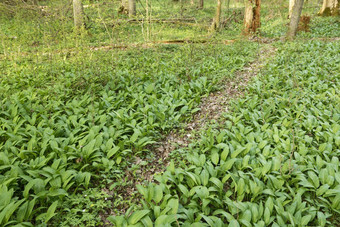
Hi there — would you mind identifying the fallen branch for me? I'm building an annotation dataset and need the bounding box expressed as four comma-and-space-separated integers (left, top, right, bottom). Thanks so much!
154, 39, 236, 44
116, 18, 198, 23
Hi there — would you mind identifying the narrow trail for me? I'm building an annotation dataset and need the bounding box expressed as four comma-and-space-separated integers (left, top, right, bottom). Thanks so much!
108, 43, 277, 217
154, 44, 277, 161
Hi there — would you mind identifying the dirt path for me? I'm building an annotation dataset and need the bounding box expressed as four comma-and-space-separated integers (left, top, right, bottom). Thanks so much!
107, 43, 277, 218
154, 43, 277, 162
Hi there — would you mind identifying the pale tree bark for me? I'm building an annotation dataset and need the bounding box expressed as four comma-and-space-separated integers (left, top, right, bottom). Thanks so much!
244, 0, 261, 35
289, 0, 295, 18
211, 0, 222, 31
287, 0, 304, 39
73, 0, 85, 30
128, 0, 136, 17
191, 0, 194, 5
318, 0, 339, 16
120, 0, 128, 14
199, 0, 204, 8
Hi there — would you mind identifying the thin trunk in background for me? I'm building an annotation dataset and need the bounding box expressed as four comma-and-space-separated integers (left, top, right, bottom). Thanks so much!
73, 0, 85, 30
199, 0, 204, 8
289, 0, 296, 18
318, 0, 339, 16
211, 0, 222, 31
287, 0, 304, 39
128, 0, 136, 17
226, 0, 230, 16
244, 0, 261, 35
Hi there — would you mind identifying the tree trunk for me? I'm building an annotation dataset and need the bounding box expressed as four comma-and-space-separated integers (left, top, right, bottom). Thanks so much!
287, 0, 304, 39
73, 0, 85, 30
128, 0, 136, 17
289, 0, 295, 18
244, 0, 261, 35
199, 0, 204, 8
318, 0, 339, 16
211, 0, 222, 31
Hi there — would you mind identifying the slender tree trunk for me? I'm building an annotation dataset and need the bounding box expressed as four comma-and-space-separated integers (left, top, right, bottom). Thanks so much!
128, 0, 136, 17
287, 0, 304, 39
244, 0, 261, 35
318, 0, 339, 16
73, 0, 85, 30
289, 0, 296, 18
244, 1, 254, 33
211, 0, 222, 31
199, 0, 204, 8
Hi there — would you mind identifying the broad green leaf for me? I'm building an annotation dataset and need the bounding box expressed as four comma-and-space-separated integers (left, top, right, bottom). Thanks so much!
128, 210, 150, 225
45, 201, 58, 223
211, 152, 219, 165
153, 185, 163, 204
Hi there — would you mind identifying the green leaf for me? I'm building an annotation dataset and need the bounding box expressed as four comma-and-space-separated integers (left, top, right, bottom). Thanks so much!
231, 147, 244, 158
209, 177, 223, 191
316, 184, 329, 196
221, 146, 230, 161
107, 146, 119, 158
300, 215, 312, 226
201, 169, 209, 186
153, 185, 163, 204
141, 216, 153, 227
145, 83, 155, 94
167, 199, 179, 215
45, 201, 58, 223
130, 130, 141, 143
228, 219, 240, 227
242, 210, 251, 222
128, 210, 150, 225
308, 171, 320, 188
107, 216, 127, 226
155, 214, 177, 225
211, 152, 219, 165
0, 199, 25, 225
178, 184, 189, 197
221, 158, 236, 171
264, 207, 271, 224
317, 212, 326, 227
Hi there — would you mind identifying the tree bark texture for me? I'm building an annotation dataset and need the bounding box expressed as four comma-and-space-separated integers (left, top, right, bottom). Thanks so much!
244, 0, 261, 35
319, 0, 339, 16
289, 0, 295, 18
287, 0, 304, 39
199, 0, 204, 8
211, 0, 222, 31
73, 0, 85, 30
128, 0, 136, 17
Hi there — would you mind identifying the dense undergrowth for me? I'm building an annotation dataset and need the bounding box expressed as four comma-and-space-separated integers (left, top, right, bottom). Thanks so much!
109, 41, 340, 226
0, 42, 257, 226
1, 0, 340, 226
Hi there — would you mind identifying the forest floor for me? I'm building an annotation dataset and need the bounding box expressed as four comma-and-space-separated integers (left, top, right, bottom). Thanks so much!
112, 43, 278, 214
108, 37, 340, 226
1, 1, 340, 226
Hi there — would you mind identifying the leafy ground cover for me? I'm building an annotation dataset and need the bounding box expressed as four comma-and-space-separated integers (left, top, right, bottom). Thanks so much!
0, 41, 257, 226
109, 40, 340, 226
1, 0, 339, 226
